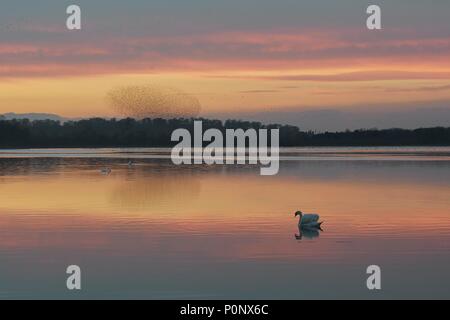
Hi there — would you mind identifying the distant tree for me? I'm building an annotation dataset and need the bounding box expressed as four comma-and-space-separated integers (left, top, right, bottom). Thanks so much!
0, 118, 449, 148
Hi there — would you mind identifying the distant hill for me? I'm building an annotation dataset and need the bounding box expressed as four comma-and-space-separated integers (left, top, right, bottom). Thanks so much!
1, 112, 66, 122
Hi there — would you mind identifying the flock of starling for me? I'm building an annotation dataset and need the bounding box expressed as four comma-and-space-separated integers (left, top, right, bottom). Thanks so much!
107, 85, 202, 119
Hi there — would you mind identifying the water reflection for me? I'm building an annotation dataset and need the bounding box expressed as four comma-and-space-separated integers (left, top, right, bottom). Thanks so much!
0, 148, 449, 299
295, 226, 322, 241
109, 172, 201, 210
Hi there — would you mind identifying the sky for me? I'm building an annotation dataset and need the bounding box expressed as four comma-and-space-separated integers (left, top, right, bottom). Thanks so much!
1, 0, 450, 130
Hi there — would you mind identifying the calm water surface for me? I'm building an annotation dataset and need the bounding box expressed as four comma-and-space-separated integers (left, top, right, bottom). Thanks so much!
0, 147, 449, 299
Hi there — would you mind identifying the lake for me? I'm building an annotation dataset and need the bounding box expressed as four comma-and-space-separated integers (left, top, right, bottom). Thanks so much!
0, 147, 449, 299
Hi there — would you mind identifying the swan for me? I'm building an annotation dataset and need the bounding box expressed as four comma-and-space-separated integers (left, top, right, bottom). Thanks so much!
295, 211, 323, 228
127, 160, 134, 167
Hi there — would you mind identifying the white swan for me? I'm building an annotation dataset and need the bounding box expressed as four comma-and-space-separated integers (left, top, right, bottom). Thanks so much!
295, 211, 323, 228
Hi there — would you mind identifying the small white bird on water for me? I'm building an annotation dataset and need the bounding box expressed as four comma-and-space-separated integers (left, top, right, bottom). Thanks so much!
100, 167, 112, 175
295, 210, 323, 229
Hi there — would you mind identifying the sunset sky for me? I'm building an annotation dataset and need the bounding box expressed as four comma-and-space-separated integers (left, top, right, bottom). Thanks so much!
1, 0, 450, 129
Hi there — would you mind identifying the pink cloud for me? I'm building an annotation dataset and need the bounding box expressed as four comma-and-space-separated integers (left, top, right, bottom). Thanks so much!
1, 28, 450, 78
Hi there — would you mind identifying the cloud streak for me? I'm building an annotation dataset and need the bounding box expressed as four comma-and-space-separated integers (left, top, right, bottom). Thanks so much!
234, 71, 450, 82
1, 28, 450, 77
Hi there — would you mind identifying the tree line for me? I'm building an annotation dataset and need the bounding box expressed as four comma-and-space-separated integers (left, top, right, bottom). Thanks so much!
0, 117, 449, 148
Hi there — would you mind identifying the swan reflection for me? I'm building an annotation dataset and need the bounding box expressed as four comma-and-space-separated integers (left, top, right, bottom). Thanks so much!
295, 225, 322, 240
